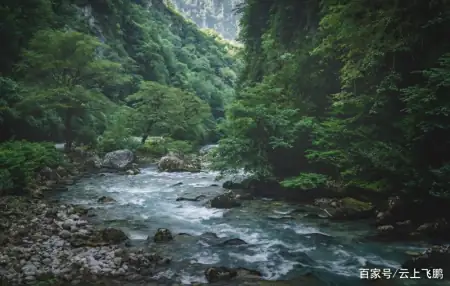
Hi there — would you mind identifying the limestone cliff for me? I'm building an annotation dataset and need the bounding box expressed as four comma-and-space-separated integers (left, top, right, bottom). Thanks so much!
166, 0, 241, 40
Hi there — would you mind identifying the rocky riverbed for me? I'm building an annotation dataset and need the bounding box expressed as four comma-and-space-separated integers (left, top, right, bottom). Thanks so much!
2, 147, 450, 286
0, 196, 174, 285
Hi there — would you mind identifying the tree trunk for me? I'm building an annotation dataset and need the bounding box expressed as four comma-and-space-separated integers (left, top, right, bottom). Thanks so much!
64, 110, 73, 152
141, 134, 148, 144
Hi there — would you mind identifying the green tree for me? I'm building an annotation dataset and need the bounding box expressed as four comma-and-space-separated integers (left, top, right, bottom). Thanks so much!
126, 81, 210, 144
16, 29, 126, 149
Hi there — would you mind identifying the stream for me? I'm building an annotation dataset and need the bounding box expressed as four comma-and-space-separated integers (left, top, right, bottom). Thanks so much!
50, 165, 448, 285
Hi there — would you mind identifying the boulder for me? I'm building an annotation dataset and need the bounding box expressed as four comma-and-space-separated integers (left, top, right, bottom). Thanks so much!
215, 238, 247, 247
402, 245, 450, 275
102, 149, 134, 170
314, 197, 374, 220
210, 192, 241, 209
223, 180, 244, 190
56, 166, 68, 177
126, 168, 140, 175
84, 155, 103, 169
176, 195, 206, 202
157, 153, 201, 172
204, 267, 262, 283
153, 228, 173, 242
97, 196, 116, 204
99, 228, 128, 244
39, 166, 58, 181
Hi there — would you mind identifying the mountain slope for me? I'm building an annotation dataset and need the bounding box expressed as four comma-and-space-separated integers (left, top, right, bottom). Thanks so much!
0, 0, 243, 143
166, 0, 241, 40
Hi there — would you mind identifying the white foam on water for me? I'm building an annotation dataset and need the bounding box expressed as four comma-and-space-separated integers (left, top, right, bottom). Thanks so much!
273, 209, 294, 215
259, 257, 299, 280
292, 224, 326, 235
289, 245, 317, 253
266, 239, 295, 249
214, 224, 263, 244
118, 185, 166, 194
364, 254, 401, 269
179, 272, 207, 285
187, 182, 215, 187
168, 204, 224, 222
117, 196, 145, 206
229, 251, 270, 263
71, 199, 93, 205
190, 251, 220, 264
127, 231, 148, 240
152, 268, 174, 280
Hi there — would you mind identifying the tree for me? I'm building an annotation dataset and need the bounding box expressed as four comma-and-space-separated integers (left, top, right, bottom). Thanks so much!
16, 29, 126, 149
126, 80, 210, 144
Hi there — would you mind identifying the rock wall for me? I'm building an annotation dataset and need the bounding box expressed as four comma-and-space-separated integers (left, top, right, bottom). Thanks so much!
166, 0, 242, 40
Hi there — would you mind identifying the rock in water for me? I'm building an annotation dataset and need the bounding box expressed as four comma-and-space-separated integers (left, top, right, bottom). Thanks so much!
84, 155, 103, 169
223, 180, 243, 190
153, 228, 173, 242
98, 196, 116, 204
204, 267, 262, 283
102, 149, 134, 170
99, 228, 128, 244
402, 245, 450, 274
176, 195, 206, 202
210, 192, 241, 209
157, 153, 201, 172
205, 267, 238, 283
158, 154, 184, 172
215, 238, 247, 247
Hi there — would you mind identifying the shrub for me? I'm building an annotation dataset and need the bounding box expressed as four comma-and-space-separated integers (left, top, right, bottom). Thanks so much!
166, 139, 194, 154
97, 136, 141, 154
136, 137, 194, 157
0, 140, 63, 191
281, 172, 329, 190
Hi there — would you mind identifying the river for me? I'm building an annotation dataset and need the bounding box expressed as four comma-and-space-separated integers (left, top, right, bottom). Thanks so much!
50, 165, 448, 286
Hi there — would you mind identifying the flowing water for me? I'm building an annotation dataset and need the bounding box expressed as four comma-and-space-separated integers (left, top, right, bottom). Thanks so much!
50, 166, 448, 286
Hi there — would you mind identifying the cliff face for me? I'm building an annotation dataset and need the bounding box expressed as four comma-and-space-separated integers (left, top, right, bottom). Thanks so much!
166, 0, 241, 40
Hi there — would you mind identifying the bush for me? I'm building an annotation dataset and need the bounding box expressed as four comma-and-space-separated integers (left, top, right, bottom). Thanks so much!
97, 136, 141, 153
280, 172, 329, 190
0, 141, 63, 191
136, 137, 194, 157
136, 138, 167, 158
166, 139, 194, 154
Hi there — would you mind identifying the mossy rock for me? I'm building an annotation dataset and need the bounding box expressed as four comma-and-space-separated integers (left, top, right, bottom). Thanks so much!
340, 197, 373, 211
331, 197, 375, 220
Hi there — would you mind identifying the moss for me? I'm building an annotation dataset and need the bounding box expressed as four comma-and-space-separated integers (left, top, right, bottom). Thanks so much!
341, 197, 373, 211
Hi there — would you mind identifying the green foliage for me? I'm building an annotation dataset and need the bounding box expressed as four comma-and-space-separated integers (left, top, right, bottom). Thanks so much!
0, 0, 241, 156
0, 141, 62, 191
127, 81, 211, 142
136, 137, 194, 157
136, 139, 168, 158
165, 139, 194, 154
97, 107, 140, 153
216, 0, 450, 198
281, 173, 329, 190
16, 29, 126, 148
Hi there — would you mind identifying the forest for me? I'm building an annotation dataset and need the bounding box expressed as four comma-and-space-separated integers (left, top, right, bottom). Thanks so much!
2, 0, 450, 204
1, 0, 450, 285
212, 0, 450, 201
0, 0, 241, 192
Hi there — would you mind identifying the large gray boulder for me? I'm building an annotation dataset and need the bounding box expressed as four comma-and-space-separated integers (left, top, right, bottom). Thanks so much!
158, 153, 201, 172
102, 149, 134, 170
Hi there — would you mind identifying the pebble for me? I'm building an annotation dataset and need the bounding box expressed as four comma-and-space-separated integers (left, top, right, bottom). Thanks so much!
0, 197, 170, 285
59, 230, 71, 239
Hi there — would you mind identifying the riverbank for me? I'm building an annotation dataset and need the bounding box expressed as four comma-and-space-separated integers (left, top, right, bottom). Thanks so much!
220, 178, 450, 244
0, 196, 175, 285
1, 147, 449, 285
